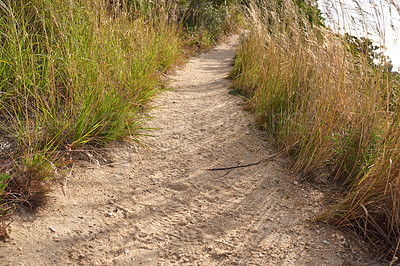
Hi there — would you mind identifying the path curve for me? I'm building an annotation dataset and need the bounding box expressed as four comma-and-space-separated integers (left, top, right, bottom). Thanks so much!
1, 35, 371, 265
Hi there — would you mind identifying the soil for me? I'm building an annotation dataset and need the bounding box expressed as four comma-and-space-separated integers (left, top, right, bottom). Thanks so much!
0, 35, 376, 265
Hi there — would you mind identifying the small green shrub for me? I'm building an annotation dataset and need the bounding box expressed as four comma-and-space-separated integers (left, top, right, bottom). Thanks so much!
183, 0, 234, 49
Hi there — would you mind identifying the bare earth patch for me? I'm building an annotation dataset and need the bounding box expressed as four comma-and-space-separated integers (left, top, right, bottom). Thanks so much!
0, 35, 375, 265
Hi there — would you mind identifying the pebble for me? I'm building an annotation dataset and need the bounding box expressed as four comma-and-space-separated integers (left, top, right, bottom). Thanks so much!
107, 212, 113, 217
49, 227, 56, 233
316, 230, 320, 234
125, 249, 130, 254
294, 181, 299, 185
323, 240, 330, 245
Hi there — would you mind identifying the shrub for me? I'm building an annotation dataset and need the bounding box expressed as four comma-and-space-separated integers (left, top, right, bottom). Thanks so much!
183, 0, 240, 49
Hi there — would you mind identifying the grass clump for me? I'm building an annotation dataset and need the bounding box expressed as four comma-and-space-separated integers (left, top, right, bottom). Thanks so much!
0, 0, 182, 213
0, 0, 241, 221
230, 0, 400, 259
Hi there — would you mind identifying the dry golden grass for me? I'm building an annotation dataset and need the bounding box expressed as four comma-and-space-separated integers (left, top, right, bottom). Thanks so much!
230, 0, 400, 259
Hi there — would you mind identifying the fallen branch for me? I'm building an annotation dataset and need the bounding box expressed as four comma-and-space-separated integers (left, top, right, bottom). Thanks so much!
219, 162, 240, 177
207, 150, 285, 171
87, 160, 131, 169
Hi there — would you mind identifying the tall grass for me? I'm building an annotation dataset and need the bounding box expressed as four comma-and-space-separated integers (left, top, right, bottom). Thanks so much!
0, 0, 241, 222
230, 0, 400, 259
182, 0, 243, 50
0, 0, 182, 211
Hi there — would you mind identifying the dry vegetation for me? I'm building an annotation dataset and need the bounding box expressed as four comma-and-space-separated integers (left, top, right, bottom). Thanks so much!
229, 0, 400, 260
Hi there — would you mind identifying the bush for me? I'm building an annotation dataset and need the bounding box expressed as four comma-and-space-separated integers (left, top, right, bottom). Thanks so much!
183, 0, 240, 49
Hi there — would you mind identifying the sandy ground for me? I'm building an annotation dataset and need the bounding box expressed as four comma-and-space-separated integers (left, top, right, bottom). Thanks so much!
0, 35, 375, 265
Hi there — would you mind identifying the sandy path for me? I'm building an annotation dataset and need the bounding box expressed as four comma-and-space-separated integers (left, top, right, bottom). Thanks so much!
1, 35, 372, 265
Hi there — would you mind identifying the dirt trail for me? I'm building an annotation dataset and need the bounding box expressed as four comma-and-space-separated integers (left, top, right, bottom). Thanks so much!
1, 35, 372, 265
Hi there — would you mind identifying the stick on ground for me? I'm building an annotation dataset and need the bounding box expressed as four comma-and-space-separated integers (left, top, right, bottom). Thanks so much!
207, 150, 285, 171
